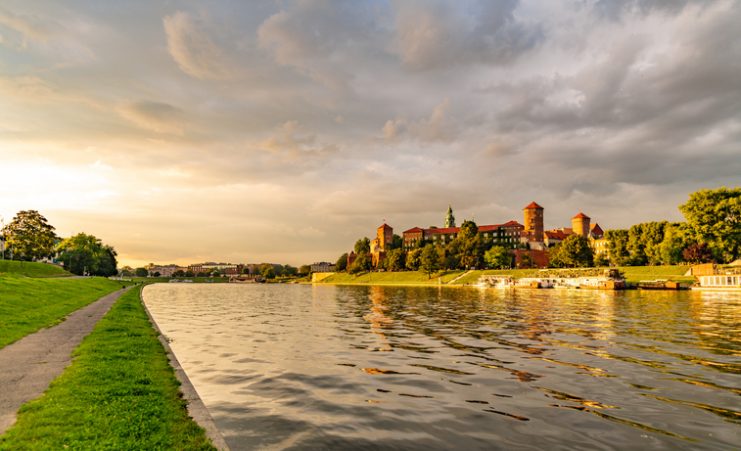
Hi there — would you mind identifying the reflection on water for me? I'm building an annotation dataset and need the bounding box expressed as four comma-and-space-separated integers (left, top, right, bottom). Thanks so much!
143, 285, 741, 450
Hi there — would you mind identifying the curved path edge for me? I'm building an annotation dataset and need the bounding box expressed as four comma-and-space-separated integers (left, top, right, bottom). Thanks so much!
0, 287, 131, 434
140, 288, 230, 451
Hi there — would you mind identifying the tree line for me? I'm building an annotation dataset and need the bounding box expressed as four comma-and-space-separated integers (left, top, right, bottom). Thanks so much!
1, 210, 118, 276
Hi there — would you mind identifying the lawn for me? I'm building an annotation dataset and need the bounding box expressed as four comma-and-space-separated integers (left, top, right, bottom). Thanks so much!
0, 287, 215, 450
318, 270, 465, 285
321, 265, 697, 287
0, 276, 125, 349
0, 260, 71, 278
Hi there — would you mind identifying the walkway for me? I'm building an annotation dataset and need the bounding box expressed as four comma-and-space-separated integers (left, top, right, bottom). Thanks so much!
0, 287, 130, 434
447, 270, 473, 285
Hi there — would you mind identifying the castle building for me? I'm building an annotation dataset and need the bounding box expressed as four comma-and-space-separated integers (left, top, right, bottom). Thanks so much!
523, 202, 544, 242
444, 205, 456, 228
370, 223, 393, 267
402, 207, 523, 250
572, 212, 591, 238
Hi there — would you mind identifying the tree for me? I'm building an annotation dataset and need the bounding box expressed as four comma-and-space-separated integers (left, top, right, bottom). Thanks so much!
336, 253, 348, 272
134, 267, 148, 277
406, 248, 422, 270
173, 270, 186, 277
627, 222, 667, 265
298, 265, 311, 276
119, 266, 134, 277
549, 235, 594, 268
456, 220, 483, 269
260, 263, 275, 279
153, 271, 161, 277
605, 229, 630, 266
354, 237, 371, 254
391, 234, 403, 250
420, 244, 441, 278
659, 223, 687, 265
2, 210, 57, 261
680, 187, 741, 263
349, 252, 371, 274
56, 233, 118, 276
484, 246, 512, 269
283, 265, 298, 277
682, 242, 714, 264
384, 248, 405, 272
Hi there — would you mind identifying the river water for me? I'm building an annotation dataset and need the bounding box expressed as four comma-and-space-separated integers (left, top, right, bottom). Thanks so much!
142, 284, 740, 450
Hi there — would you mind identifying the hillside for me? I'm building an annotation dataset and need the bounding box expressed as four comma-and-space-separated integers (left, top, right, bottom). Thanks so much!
0, 261, 72, 278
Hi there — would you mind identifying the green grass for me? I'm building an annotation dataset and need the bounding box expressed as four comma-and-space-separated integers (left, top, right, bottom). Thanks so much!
318, 270, 465, 285
0, 260, 71, 278
0, 287, 215, 450
617, 265, 694, 284
320, 265, 697, 286
0, 276, 127, 349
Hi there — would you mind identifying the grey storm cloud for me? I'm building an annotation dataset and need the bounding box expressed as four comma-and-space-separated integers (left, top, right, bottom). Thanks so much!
1, 0, 739, 265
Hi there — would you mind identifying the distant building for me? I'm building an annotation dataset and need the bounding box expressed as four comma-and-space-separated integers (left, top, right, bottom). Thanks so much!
402, 220, 524, 250
147, 264, 187, 277
572, 212, 591, 238
310, 262, 336, 273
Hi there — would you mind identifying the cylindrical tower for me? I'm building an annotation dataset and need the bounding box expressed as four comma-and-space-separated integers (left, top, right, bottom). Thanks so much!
523, 202, 544, 242
571, 212, 591, 238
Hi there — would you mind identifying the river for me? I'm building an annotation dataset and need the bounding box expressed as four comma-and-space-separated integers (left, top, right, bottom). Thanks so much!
142, 284, 740, 450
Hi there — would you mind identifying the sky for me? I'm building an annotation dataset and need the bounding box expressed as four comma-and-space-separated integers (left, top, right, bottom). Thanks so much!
1, 0, 739, 268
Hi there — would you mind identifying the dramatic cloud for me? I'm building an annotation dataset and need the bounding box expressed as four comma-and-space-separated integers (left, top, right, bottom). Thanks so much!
163, 11, 233, 80
0, 0, 738, 266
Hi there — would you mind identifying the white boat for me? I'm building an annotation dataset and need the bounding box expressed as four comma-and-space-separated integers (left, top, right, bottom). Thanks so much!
693, 274, 741, 290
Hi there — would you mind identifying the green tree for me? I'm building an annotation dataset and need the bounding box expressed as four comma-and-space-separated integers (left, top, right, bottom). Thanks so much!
384, 248, 405, 272
457, 220, 483, 269
605, 229, 630, 266
134, 267, 148, 277
354, 237, 371, 254
2, 210, 57, 261
283, 265, 298, 277
420, 244, 441, 278
336, 253, 348, 271
391, 234, 403, 250
406, 248, 422, 270
260, 264, 275, 279
484, 246, 512, 269
549, 235, 594, 268
56, 233, 118, 276
659, 223, 687, 265
298, 265, 311, 276
349, 252, 371, 274
680, 187, 741, 263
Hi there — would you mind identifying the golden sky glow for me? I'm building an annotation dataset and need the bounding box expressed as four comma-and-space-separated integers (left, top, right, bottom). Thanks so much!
1, 1, 740, 267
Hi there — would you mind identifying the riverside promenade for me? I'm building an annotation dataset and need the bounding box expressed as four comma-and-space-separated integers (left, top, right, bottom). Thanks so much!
0, 287, 130, 434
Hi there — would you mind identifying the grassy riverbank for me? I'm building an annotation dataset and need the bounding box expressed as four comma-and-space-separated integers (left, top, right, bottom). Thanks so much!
0, 260, 71, 278
0, 287, 215, 449
316, 265, 695, 287
0, 275, 126, 349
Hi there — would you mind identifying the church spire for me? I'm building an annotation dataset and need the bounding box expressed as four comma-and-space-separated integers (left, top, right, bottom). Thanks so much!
444, 205, 456, 228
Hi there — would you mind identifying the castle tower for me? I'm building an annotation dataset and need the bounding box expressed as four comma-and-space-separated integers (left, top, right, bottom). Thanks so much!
523, 202, 544, 242
444, 205, 456, 228
376, 223, 393, 252
572, 212, 591, 238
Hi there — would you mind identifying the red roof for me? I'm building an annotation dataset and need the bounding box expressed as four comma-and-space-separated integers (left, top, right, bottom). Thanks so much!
572, 212, 590, 219
523, 201, 543, 210
403, 227, 424, 234
378, 223, 393, 230
545, 230, 569, 240
426, 227, 460, 235
502, 220, 524, 228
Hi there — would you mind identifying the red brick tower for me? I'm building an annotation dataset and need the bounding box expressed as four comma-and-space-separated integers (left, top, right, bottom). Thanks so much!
523, 202, 544, 242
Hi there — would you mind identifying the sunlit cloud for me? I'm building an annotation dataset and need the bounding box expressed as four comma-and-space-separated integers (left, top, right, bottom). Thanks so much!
0, 0, 738, 267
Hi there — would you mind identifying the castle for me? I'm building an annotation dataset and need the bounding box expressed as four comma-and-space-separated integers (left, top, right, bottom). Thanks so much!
353, 202, 607, 269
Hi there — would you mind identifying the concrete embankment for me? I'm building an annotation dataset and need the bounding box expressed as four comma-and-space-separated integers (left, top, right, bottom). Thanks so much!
140, 286, 230, 451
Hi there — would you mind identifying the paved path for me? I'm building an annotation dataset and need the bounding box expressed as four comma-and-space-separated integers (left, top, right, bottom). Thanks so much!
447, 270, 473, 285
0, 287, 130, 434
